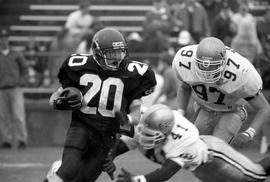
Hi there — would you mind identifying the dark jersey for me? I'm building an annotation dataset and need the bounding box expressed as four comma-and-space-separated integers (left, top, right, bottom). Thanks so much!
58, 54, 156, 132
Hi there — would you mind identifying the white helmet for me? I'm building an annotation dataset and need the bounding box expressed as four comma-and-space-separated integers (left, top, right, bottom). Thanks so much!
195, 37, 226, 83
136, 104, 174, 149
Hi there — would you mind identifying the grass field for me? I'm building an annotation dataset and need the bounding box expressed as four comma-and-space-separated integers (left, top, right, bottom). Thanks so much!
0, 146, 269, 182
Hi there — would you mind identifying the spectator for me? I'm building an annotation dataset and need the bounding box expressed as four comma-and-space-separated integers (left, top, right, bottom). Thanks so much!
174, 0, 210, 43
200, 0, 223, 32
126, 32, 143, 53
24, 36, 39, 87
175, 30, 195, 50
65, 0, 94, 36
227, 0, 241, 13
35, 42, 50, 87
76, 31, 94, 54
143, 0, 173, 36
168, 0, 185, 36
0, 29, 28, 149
141, 20, 170, 56
24, 37, 49, 87
231, 2, 256, 34
212, 1, 235, 45
231, 19, 262, 64
76, 19, 104, 54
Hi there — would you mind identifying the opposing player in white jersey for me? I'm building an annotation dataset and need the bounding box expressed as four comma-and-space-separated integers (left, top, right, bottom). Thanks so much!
172, 37, 270, 147
46, 104, 270, 182
110, 104, 270, 182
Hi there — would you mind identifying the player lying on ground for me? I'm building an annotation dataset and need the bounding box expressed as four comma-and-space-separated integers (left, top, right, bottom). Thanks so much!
46, 104, 270, 182
101, 104, 270, 182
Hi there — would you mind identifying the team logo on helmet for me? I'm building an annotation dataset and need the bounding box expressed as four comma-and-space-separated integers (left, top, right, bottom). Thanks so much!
194, 37, 227, 83
201, 57, 212, 68
112, 41, 125, 47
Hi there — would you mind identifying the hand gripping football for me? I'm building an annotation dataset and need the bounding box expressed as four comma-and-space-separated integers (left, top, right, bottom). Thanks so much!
54, 87, 83, 110
60, 87, 83, 100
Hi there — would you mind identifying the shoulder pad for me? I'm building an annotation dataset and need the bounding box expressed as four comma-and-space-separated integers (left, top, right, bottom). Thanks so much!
234, 62, 262, 98
172, 45, 198, 84
58, 54, 97, 85
221, 50, 262, 95
126, 61, 157, 99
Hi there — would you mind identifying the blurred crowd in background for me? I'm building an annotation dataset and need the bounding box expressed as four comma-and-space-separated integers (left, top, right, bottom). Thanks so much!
1, 0, 270, 91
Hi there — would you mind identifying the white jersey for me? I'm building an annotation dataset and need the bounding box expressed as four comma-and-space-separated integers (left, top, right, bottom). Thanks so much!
172, 45, 262, 111
121, 111, 208, 171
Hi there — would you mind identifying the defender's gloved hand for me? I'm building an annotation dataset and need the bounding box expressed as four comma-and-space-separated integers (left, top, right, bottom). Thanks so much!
231, 128, 256, 148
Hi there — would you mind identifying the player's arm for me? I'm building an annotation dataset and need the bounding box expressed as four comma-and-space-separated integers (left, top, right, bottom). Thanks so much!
120, 62, 156, 125
177, 81, 192, 115
109, 136, 136, 160
152, 70, 174, 104
49, 57, 82, 110
128, 99, 142, 125
152, 85, 165, 105
246, 92, 270, 137
243, 67, 270, 137
172, 59, 192, 115
115, 98, 142, 126
117, 159, 181, 182
103, 136, 137, 180
232, 67, 270, 147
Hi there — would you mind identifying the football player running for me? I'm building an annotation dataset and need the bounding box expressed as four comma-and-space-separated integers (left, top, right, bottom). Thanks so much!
172, 37, 270, 147
103, 104, 270, 182
44, 28, 156, 182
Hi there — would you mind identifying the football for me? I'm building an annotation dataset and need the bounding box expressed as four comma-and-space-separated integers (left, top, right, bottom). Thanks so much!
60, 87, 83, 103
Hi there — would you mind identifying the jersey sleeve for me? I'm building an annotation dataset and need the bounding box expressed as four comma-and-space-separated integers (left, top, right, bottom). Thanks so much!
129, 66, 157, 101
235, 63, 262, 99
172, 53, 184, 82
172, 46, 197, 84
57, 56, 82, 88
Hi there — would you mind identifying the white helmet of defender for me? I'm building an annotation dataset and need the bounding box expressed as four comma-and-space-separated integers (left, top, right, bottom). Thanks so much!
194, 37, 227, 83
136, 104, 174, 149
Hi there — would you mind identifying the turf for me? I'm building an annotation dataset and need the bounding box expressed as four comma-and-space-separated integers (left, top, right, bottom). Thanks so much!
0, 146, 269, 182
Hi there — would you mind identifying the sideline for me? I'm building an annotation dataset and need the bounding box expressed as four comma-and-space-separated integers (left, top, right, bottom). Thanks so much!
0, 162, 48, 168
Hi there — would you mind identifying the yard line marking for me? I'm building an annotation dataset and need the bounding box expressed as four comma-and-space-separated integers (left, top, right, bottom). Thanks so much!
0, 162, 48, 168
